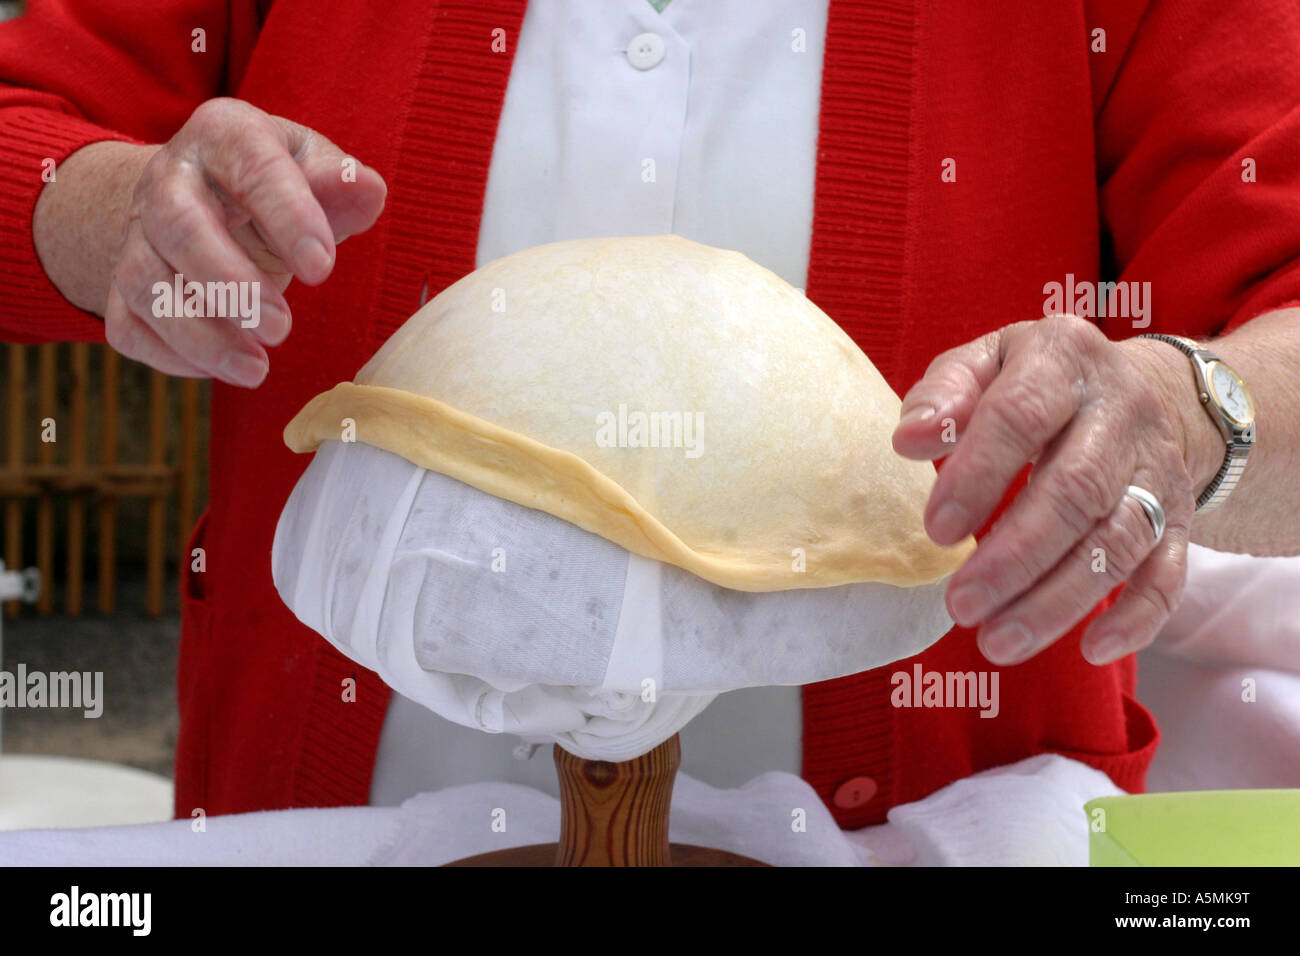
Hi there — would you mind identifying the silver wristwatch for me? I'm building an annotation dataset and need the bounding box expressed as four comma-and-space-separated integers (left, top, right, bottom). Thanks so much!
1138, 333, 1256, 513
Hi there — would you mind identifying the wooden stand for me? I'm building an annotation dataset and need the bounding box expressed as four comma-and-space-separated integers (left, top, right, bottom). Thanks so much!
447, 734, 767, 867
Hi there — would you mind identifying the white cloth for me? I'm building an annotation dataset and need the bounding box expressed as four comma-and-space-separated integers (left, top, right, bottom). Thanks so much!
0, 755, 1117, 867
1145, 543, 1300, 674
371, 683, 803, 805
374, 0, 830, 799
1140, 651, 1300, 792
858, 755, 1122, 866
1138, 543, 1300, 792
272, 440, 954, 761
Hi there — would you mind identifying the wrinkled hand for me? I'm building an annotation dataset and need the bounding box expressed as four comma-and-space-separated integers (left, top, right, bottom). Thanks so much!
892, 315, 1200, 667
105, 97, 387, 386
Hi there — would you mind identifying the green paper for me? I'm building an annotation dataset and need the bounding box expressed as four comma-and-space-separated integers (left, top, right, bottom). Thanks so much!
646, 0, 672, 13
1085, 789, 1300, 866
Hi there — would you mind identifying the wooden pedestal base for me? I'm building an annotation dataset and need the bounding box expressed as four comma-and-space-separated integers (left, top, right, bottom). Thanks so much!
447, 841, 765, 867
444, 733, 768, 867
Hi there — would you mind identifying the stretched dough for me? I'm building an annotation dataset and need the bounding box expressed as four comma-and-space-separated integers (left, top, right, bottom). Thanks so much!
285, 235, 973, 591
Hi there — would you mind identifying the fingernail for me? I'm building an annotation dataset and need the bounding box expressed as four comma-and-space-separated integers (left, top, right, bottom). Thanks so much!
219, 350, 268, 387
949, 582, 995, 627
898, 404, 936, 429
981, 621, 1035, 664
1085, 633, 1131, 666
929, 500, 970, 543
258, 303, 292, 346
293, 236, 333, 281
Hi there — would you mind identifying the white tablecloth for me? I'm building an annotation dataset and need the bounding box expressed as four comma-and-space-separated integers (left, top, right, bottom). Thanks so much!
4, 648, 1294, 866
0, 753, 1117, 867
4, 544, 1294, 867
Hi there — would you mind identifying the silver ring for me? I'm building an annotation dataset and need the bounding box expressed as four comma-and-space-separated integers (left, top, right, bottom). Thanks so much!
1124, 485, 1166, 545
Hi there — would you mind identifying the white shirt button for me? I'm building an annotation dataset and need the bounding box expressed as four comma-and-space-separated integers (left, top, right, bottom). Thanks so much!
626, 32, 666, 70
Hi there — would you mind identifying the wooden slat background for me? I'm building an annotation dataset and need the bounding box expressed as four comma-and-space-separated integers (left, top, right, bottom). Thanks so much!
1, 342, 205, 618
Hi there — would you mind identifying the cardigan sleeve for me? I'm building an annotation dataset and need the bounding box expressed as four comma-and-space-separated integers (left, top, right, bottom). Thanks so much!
1092, 0, 1300, 340
0, 0, 261, 343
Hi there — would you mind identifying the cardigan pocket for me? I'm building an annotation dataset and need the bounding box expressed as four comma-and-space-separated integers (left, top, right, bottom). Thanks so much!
180, 508, 211, 605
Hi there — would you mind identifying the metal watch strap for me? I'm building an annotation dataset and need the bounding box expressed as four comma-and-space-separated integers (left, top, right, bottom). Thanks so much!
1139, 332, 1200, 357
1137, 332, 1247, 514
1197, 444, 1248, 512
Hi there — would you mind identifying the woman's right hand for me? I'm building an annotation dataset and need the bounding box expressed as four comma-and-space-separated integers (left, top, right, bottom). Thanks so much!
37, 97, 387, 386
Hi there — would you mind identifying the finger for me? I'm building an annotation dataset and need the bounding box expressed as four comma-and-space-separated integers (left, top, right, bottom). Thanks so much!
946, 407, 1135, 627
193, 108, 336, 285
1082, 522, 1190, 666
111, 223, 269, 387
230, 219, 294, 286
104, 285, 209, 378
974, 470, 1167, 666
892, 328, 1005, 461
138, 164, 293, 345
923, 319, 1085, 545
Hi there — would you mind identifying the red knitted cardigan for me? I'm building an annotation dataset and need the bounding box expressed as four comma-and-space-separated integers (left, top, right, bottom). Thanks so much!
3, 0, 1299, 828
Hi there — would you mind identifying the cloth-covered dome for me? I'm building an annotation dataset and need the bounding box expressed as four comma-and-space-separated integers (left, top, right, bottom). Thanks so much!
274, 236, 974, 760
284, 235, 972, 591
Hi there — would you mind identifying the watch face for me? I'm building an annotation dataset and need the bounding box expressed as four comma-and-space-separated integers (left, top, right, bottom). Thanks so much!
1208, 361, 1254, 425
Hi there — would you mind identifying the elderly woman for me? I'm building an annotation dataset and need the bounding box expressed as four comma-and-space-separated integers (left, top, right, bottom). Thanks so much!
1, 0, 1298, 828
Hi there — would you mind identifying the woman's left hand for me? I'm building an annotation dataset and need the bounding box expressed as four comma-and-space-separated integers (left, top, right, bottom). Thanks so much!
892, 314, 1214, 667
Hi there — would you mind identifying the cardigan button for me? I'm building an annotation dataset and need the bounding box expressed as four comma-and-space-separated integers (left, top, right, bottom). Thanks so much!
832, 775, 878, 810
626, 32, 666, 70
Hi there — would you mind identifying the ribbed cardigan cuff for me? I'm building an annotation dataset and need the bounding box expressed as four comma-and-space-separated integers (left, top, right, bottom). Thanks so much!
0, 107, 139, 343
1047, 694, 1162, 795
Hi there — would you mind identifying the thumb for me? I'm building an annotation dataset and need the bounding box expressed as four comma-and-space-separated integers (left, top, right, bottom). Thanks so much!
307, 158, 387, 242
